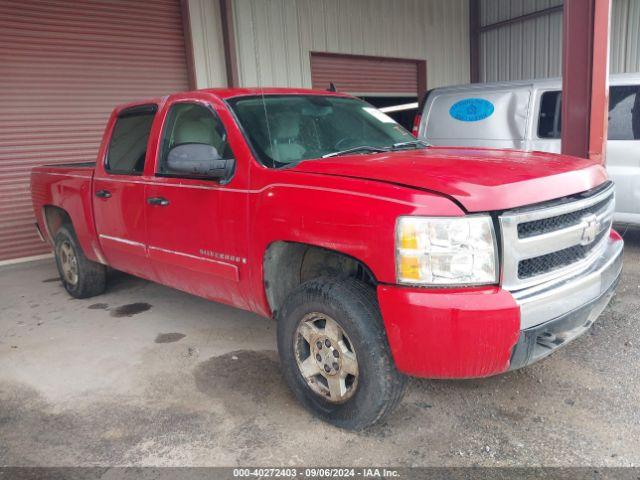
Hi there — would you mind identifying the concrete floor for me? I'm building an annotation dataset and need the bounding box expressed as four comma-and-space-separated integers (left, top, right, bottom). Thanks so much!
1, 228, 639, 467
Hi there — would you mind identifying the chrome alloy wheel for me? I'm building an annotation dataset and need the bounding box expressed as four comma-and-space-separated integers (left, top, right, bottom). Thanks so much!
294, 312, 359, 403
58, 240, 79, 286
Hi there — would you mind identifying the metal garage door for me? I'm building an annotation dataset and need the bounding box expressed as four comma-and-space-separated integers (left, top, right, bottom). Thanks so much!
310, 52, 427, 97
0, 0, 191, 262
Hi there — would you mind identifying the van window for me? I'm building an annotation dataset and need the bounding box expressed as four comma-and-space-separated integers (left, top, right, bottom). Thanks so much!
537, 86, 640, 140
609, 85, 640, 140
537, 91, 561, 139
106, 105, 157, 175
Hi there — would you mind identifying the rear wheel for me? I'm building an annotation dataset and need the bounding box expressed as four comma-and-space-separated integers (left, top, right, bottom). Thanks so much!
277, 277, 407, 430
54, 225, 106, 299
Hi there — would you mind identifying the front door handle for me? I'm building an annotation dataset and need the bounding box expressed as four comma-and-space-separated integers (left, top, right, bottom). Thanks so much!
147, 196, 170, 206
95, 189, 111, 198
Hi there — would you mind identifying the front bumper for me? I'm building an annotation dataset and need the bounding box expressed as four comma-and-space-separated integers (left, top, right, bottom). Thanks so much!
377, 231, 623, 378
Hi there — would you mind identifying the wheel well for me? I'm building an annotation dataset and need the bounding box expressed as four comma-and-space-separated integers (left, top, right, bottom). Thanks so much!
263, 241, 376, 317
43, 205, 72, 240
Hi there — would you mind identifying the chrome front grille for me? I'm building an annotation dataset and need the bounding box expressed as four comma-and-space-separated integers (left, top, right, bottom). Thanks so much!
500, 183, 615, 291
517, 229, 608, 279
517, 196, 612, 239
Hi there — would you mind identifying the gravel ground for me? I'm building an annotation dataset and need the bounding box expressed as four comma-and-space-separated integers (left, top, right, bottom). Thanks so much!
1, 226, 639, 467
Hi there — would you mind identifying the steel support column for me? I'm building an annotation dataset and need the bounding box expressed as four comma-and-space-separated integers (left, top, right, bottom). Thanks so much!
561, 0, 611, 163
469, 0, 480, 83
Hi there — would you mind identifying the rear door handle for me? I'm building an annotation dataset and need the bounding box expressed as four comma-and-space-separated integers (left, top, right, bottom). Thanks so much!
95, 189, 111, 198
147, 196, 170, 206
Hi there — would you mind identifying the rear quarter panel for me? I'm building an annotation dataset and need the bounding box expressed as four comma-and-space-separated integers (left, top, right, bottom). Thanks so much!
31, 165, 102, 263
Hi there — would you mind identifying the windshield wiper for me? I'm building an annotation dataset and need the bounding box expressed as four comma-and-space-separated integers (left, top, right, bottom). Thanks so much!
391, 140, 430, 150
320, 140, 429, 159
322, 145, 391, 158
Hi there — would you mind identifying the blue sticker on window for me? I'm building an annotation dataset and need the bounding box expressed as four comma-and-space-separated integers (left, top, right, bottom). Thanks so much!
449, 98, 494, 122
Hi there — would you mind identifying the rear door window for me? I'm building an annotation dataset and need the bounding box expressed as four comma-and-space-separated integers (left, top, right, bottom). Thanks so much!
608, 85, 640, 140
106, 105, 157, 174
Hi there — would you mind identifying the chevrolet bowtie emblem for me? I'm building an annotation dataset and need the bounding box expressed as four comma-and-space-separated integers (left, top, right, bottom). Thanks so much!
580, 214, 599, 245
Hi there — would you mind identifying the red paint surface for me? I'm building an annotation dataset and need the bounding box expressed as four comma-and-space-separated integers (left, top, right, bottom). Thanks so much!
411, 113, 422, 137
292, 147, 607, 212
377, 285, 521, 378
610, 228, 622, 242
30, 88, 611, 379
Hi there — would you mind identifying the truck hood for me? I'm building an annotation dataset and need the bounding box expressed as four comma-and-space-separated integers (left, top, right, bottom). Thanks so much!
290, 146, 608, 212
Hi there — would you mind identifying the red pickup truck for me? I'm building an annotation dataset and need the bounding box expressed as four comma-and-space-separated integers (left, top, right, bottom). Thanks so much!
31, 88, 623, 429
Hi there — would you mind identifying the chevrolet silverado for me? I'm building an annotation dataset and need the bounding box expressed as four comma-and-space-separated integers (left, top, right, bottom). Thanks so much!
31, 88, 623, 429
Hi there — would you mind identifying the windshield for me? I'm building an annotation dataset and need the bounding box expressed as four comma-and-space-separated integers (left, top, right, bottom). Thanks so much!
227, 94, 417, 168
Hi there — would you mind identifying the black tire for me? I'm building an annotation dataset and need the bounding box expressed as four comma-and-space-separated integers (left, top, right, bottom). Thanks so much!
277, 277, 407, 430
53, 225, 107, 299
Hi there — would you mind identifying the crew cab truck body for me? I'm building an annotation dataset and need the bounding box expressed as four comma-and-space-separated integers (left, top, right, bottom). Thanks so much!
31, 88, 623, 429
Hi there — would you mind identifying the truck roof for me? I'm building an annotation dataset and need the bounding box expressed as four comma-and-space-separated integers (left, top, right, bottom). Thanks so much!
113, 88, 351, 112
201, 87, 352, 99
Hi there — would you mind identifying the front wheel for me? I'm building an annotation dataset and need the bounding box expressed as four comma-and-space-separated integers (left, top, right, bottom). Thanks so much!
277, 278, 407, 430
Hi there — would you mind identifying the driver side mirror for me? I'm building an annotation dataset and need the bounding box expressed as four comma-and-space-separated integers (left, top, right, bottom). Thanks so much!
166, 144, 235, 182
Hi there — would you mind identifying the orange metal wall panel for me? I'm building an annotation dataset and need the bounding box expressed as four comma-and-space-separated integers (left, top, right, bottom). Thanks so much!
0, 0, 190, 261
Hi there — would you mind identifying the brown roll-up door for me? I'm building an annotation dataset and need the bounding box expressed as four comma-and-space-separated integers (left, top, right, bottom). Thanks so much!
0, 0, 191, 261
310, 52, 426, 97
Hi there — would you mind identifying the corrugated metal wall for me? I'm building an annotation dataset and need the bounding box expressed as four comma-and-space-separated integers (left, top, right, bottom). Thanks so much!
611, 0, 640, 73
231, 0, 470, 90
0, 0, 190, 261
187, 0, 228, 88
479, 0, 563, 82
478, 0, 640, 82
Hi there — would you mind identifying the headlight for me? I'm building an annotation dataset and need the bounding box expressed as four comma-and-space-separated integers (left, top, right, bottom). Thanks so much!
395, 216, 498, 286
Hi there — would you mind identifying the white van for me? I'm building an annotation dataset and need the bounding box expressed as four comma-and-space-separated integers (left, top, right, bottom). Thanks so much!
417, 73, 640, 225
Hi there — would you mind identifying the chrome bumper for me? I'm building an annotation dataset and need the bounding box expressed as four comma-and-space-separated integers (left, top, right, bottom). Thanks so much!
509, 235, 623, 370
512, 234, 623, 330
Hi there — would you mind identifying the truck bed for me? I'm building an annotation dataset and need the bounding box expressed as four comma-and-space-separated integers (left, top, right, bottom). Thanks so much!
31, 163, 99, 263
